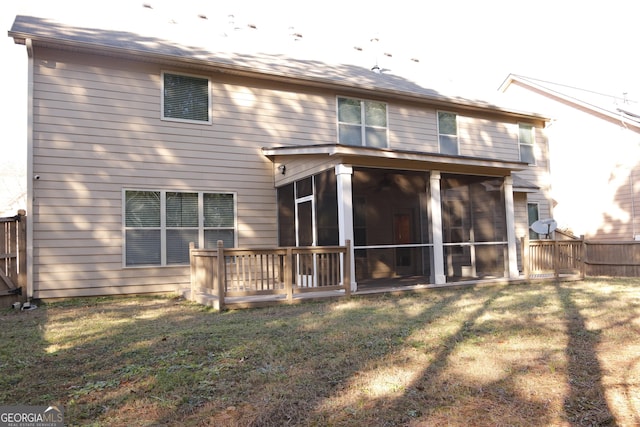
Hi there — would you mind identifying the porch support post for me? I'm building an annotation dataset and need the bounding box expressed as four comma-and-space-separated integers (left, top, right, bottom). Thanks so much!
504, 175, 519, 278
430, 171, 446, 285
335, 164, 356, 291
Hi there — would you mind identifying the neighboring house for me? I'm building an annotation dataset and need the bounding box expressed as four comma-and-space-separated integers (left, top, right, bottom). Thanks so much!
9, 16, 551, 299
500, 74, 640, 241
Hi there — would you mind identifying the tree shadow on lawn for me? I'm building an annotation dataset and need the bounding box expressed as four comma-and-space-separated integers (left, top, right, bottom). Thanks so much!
556, 282, 617, 426
356, 281, 623, 426
359, 283, 563, 426
0, 281, 634, 426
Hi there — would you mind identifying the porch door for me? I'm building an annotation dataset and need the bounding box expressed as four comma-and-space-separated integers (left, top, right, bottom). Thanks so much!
394, 211, 413, 275
444, 198, 475, 278
295, 197, 316, 286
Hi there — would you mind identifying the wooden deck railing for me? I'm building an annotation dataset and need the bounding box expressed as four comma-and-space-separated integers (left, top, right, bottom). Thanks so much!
522, 236, 585, 279
189, 240, 351, 310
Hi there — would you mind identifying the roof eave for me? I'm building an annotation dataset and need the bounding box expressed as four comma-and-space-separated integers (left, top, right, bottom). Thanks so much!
262, 144, 530, 174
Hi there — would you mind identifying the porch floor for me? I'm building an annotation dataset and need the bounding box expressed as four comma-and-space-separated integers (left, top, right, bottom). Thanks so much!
180, 273, 582, 310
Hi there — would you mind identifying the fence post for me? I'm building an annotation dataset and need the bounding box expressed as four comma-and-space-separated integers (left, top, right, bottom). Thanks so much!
553, 234, 559, 279
285, 247, 293, 302
522, 235, 529, 280
216, 240, 226, 311
344, 239, 351, 297
580, 235, 586, 279
16, 210, 26, 290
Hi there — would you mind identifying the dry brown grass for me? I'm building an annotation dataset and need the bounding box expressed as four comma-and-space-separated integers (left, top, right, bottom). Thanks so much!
1, 278, 639, 426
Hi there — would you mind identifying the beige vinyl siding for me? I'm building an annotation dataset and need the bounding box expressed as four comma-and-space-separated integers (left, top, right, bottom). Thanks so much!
511, 123, 552, 223
389, 106, 532, 161
273, 155, 340, 187
388, 104, 438, 152
458, 116, 520, 160
30, 47, 337, 298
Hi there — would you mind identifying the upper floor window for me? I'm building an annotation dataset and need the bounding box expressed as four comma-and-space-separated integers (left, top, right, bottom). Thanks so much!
519, 123, 536, 164
338, 97, 388, 148
162, 71, 211, 124
438, 111, 458, 155
124, 190, 235, 266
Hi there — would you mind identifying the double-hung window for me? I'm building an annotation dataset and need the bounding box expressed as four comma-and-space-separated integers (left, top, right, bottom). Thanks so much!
124, 190, 235, 266
162, 71, 211, 124
519, 123, 536, 164
338, 97, 388, 148
437, 111, 458, 155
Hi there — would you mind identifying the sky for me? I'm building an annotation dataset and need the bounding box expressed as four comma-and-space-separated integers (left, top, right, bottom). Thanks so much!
1, 0, 639, 214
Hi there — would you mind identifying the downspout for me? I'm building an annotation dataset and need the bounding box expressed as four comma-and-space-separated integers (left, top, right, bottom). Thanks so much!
25, 38, 34, 300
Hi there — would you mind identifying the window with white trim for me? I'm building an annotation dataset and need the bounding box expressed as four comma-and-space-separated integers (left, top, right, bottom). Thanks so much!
124, 190, 235, 266
519, 123, 536, 164
437, 111, 458, 155
337, 97, 388, 148
162, 71, 211, 123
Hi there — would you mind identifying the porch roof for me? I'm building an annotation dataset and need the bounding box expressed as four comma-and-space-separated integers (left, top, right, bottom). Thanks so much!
262, 143, 529, 176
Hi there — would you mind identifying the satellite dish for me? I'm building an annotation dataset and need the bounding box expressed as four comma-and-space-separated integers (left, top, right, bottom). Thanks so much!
530, 218, 557, 237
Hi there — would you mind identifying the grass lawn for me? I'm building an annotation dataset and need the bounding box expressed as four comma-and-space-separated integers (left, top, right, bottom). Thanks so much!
1, 278, 639, 426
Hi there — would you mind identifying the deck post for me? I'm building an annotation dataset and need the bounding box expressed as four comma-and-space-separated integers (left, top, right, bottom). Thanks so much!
216, 240, 225, 311
285, 247, 293, 302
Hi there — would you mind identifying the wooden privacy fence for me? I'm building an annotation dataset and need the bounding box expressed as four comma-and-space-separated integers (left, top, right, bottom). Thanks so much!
1, 210, 26, 297
189, 240, 351, 310
523, 236, 640, 279
583, 240, 640, 277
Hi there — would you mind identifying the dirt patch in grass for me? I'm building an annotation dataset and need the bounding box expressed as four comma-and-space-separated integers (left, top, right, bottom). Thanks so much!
1, 279, 639, 426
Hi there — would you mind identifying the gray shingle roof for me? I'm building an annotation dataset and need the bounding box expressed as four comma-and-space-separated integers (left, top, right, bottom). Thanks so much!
9, 15, 546, 120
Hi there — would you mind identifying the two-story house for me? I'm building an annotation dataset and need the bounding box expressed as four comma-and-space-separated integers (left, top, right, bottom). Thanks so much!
9, 16, 551, 299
